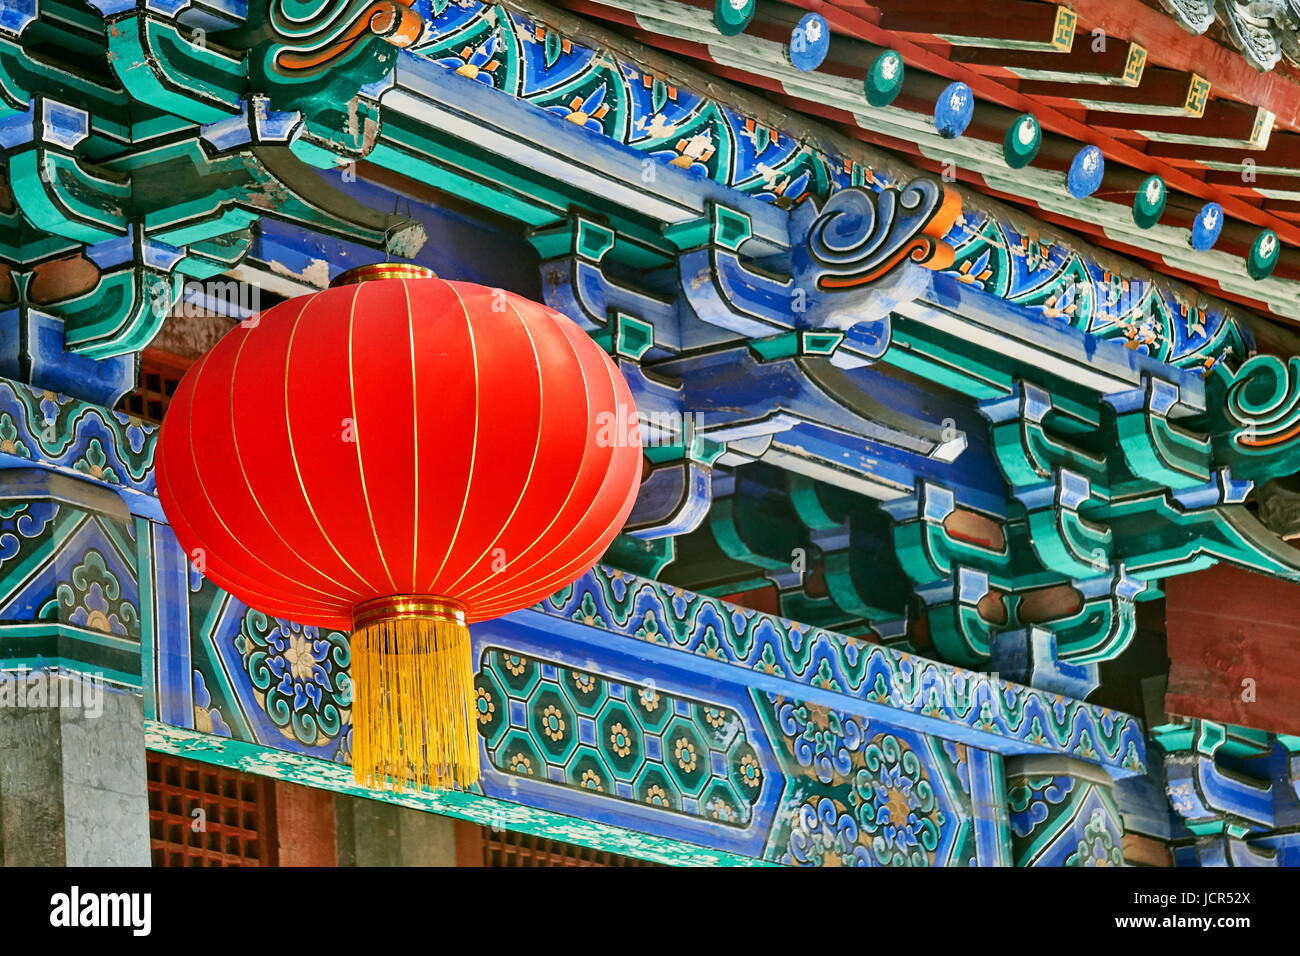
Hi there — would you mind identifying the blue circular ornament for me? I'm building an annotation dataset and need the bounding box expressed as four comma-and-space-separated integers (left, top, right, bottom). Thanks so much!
787, 13, 829, 72
1189, 202, 1224, 252
1067, 145, 1104, 198
934, 82, 973, 139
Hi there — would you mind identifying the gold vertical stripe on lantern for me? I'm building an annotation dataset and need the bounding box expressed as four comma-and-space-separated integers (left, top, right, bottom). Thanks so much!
350, 595, 479, 791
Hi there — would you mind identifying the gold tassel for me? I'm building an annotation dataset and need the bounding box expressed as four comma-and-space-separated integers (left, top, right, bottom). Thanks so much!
350, 595, 479, 792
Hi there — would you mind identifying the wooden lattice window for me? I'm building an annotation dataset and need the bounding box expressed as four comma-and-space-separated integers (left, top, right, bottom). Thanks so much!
147, 752, 277, 866
475, 826, 660, 867
117, 350, 192, 424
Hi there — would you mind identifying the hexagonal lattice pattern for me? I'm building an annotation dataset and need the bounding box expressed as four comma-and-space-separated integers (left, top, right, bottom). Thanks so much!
476, 647, 762, 827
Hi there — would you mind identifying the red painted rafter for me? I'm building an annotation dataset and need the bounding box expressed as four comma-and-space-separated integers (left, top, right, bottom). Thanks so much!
1020, 67, 1207, 116
949, 41, 1146, 86
1096, 100, 1271, 148
1037, 0, 1300, 130
869, 0, 1073, 50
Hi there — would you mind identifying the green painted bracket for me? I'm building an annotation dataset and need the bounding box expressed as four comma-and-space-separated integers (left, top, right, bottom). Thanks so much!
887, 479, 1149, 665
891, 484, 1019, 590
0, 191, 79, 264
0, 33, 129, 136
104, 3, 430, 172
1154, 719, 1274, 760
7, 143, 131, 244
822, 545, 909, 623
1106, 378, 1211, 490
1112, 409, 1211, 489
642, 436, 726, 467
530, 212, 614, 263
288, 97, 383, 167
0, 95, 416, 365
106, 136, 413, 252
603, 533, 676, 579
1, 103, 267, 359
919, 561, 1139, 667
174, 228, 256, 279
785, 477, 909, 623
0, 40, 28, 117
787, 474, 849, 530
748, 329, 844, 362
105, 12, 246, 125
61, 229, 254, 359
918, 568, 1002, 667
709, 489, 809, 572
61, 262, 178, 360
593, 311, 655, 360
1107, 494, 1260, 581
1022, 476, 1113, 580
988, 403, 1110, 494
777, 477, 898, 624
1034, 571, 1143, 663
664, 202, 752, 253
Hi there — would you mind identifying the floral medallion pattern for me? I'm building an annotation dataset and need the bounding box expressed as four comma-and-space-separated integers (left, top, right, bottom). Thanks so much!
850, 733, 944, 866
784, 797, 871, 867
52, 549, 138, 637
757, 691, 975, 867
235, 609, 351, 748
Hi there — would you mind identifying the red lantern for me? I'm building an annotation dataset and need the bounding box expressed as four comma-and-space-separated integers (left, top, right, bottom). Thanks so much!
156, 263, 641, 790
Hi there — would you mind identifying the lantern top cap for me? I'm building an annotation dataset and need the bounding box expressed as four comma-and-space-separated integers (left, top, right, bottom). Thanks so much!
330, 262, 438, 287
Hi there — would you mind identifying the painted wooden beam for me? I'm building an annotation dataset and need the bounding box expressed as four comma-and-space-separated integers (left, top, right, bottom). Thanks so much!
743, 69, 1300, 314
1149, 143, 1300, 177
629, 30, 1300, 315
1205, 170, 1300, 200
951, 38, 1146, 86
1113, 101, 1273, 150
1020, 67, 1209, 117
870, 0, 1076, 52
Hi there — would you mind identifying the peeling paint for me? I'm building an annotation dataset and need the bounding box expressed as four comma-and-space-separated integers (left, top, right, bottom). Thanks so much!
145, 720, 772, 867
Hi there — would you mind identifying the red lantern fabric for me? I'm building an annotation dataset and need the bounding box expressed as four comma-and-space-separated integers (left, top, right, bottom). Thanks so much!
156, 273, 641, 630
